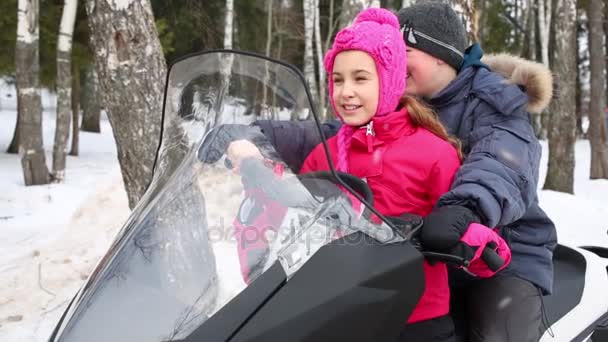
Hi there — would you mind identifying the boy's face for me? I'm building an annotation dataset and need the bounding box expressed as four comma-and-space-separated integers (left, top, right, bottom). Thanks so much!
331, 50, 379, 126
405, 47, 448, 98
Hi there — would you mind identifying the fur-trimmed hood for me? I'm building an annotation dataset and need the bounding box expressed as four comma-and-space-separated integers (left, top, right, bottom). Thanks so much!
482, 53, 553, 114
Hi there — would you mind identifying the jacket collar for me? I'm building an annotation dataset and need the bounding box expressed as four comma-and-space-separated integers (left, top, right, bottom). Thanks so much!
351, 107, 414, 150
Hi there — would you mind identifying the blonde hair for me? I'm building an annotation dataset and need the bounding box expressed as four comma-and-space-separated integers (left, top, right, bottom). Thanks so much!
400, 95, 463, 161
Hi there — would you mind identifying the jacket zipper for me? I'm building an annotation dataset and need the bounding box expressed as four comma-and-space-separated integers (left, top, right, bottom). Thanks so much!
365, 121, 374, 153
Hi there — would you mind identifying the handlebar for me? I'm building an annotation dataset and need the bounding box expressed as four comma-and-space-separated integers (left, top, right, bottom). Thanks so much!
480, 242, 505, 272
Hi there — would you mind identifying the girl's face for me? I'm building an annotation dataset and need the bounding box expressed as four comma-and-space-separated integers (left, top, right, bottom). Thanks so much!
405, 47, 444, 98
332, 51, 379, 126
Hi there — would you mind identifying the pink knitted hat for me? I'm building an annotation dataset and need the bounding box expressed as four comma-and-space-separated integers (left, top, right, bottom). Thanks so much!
323, 8, 407, 172
324, 7, 407, 119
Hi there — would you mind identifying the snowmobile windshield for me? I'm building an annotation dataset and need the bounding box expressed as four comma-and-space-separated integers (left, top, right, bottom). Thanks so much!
50, 51, 405, 342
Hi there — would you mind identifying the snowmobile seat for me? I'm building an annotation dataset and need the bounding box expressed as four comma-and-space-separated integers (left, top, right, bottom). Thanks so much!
542, 244, 586, 328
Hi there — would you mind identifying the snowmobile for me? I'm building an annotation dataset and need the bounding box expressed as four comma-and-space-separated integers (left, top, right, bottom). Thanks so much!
47, 50, 608, 342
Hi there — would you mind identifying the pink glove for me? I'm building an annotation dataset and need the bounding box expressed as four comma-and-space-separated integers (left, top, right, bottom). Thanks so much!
459, 223, 512, 278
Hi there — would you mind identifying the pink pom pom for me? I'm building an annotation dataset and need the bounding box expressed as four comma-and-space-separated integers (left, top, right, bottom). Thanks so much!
354, 8, 399, 29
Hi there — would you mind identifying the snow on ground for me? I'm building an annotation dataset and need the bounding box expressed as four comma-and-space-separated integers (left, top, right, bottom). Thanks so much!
0, 108, 129, 341
538, 141, 608, 247
0, 102, 607, 341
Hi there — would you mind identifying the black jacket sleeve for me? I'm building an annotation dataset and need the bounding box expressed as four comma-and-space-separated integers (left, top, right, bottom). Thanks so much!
253, 120, 342, 172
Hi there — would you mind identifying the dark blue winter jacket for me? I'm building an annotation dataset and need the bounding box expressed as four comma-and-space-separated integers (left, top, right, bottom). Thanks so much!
254, 60, 557, 294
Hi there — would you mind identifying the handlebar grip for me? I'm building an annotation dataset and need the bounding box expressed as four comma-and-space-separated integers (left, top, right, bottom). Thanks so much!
481, 245, 505, 272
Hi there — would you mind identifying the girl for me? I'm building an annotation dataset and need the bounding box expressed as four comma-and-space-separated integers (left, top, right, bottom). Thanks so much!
298, 8, 508, 342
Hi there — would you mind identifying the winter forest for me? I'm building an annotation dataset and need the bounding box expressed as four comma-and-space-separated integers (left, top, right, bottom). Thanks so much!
1, 0, 608, 341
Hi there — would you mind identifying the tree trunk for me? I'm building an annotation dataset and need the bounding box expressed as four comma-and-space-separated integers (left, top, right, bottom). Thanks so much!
262, 0, 273, 119
7, 97, 21, 154
69, 65, 80, 156
401, 0, 415, 8
224, 0, 233, 50
81, 65, 101, 133
526, 0, 543, 137
449, 0, 479, 43
587, 0, 608, 178
537, 0, 551, 66
575, 11, 588, 138
605, 0, 608, 103
526, 0, 537, 61
339, 0, 374, 28
52, 0, 78, 182
543, 0, 577, 194
303, 0, 319, 106
313, 0, 326, 120
16, 0, 49, 186
85, 0, 219, 314
85, 0, 166, 209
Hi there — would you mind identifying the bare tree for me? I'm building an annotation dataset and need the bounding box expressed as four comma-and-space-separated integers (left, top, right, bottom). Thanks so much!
262, 0, 274, 118
525, 0, 536, 60
576, 10, 589, 138
587, 0, 608, 178
401, 0, 415, 8
224, 0, 234, 50
449, 0, 478, 43
543, 0, 577, 193
339, 0, 378, 28
16, 0, 49, 185
85, 0, 166, 209
220, 0, 234, 114
52, 0, 78, 182
69, 65, 80, 156
303, 0, 319, 104
537, 0, 553, 140
81, 65, 101, 133
537, 0, 551, 66
313, 0, 326, 119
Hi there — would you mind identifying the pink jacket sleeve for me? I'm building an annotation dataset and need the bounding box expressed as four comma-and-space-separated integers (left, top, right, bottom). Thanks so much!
427, 146, 461, 207
299, 143, 327, 174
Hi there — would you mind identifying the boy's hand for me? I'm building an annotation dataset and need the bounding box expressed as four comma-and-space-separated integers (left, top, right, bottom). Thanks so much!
227, 140, 264, 173
420, 205, 479, 251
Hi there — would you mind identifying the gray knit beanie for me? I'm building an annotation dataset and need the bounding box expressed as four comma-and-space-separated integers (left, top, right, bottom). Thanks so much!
397, 1, 467, 70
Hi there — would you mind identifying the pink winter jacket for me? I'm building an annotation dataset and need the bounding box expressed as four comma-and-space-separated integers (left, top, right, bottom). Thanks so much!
300, 107, 461, 323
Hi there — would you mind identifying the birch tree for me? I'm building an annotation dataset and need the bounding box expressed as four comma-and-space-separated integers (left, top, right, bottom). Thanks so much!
85, 0, 166, 208
544, 0, 577, 193
303, 0, 319, 104
401, 0, 415, 8
525, 0, 536, 61
52, 0, 78, 181
537, 0, 552, 139
587, 0, 608, 179
339, 0, 379, 29
220, 0, 234, 121
224, 0, 234, 50
69, 64, 80, 156
448, 0, 478, 43
313, 0, 326, 119
262, 0, 274, 118
537, 0, 551, 66
16, 0, 49, 185
81, 65, 101, 133
85, 1, 218, 313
